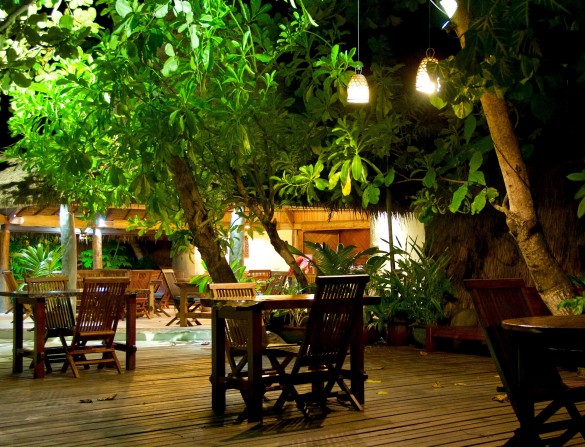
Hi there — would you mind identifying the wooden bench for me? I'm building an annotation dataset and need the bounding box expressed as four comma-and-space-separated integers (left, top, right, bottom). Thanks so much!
425, 325, 485, 353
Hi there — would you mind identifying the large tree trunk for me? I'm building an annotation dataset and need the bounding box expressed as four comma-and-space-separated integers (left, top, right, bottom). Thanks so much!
453, 8, 575, 313
171, 156, 236, 283
232, 171, 308, 289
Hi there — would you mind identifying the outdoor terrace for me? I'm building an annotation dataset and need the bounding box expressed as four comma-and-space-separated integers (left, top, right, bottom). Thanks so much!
0, 314, 583, 446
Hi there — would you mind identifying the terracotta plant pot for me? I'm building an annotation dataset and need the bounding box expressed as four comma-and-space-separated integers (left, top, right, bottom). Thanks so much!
385, 323, 411, 346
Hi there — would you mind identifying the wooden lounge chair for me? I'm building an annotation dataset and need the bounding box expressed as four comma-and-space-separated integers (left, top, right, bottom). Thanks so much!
61, 277, 130, 378
272, 274, 370, 420
465, 278, 585, 446
25, 275, 72, 372
160, 269, 204, 326
127, 270, 159, 319
2, 269, 32, 320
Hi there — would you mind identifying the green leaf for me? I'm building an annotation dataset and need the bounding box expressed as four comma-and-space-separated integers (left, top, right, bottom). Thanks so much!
468, 170, 485, 185
463, 115, 477, 143
422, 169, 436, 187
568, 171, 585, 182
154, 3, 169, 18
351, 155, 363, 181
469, 151, 482, 173
452, 100, 473, 119
449, 185, 468, 213
12, 72, 32, 88
578, 198, 585, 219
471, 190, 487, 214
115, 0, 133, 18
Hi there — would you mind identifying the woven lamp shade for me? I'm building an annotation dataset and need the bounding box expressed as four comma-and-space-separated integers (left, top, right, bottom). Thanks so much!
415, 56, 440, 94
347, 73, 369, 103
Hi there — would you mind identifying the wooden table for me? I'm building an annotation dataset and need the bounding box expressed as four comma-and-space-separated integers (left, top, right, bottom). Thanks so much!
176, 282, 211, 326
0, 289, 137, 379
501, 315, 585, 440
201, 294, 380, 423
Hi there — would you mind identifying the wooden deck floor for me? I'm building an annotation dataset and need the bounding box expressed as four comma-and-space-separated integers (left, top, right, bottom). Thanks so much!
0, 341, 584, 447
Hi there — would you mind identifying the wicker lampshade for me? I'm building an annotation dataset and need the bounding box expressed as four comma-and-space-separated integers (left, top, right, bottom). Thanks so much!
347, 73, 369, 104
415, 54, 440, 94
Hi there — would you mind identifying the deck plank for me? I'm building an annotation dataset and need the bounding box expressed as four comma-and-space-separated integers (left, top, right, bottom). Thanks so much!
0, 342, 584, 446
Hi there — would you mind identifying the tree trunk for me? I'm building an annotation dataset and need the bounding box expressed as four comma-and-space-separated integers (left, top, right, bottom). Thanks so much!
453, 7, 575, 313
231, 171, 308, 289
171, 156, 236, 283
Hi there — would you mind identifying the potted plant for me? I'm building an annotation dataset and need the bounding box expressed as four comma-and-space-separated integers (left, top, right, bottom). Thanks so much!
368, 238, 453, 346
273, 242, 383, 344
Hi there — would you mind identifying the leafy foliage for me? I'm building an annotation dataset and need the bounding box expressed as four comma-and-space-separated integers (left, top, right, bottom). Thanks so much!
368, 237, 453, 330
290, 241, 381, 276
13, 243, 63, 278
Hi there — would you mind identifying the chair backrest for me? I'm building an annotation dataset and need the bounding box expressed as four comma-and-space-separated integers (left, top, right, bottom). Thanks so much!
209, 282, 257, 299
25, 275, 69, 292
25, 275, 73, 330
294, 274, 370, 370
209, 282, 259, 350
75, 277, 130, 341
128, 270, 159, 291
2, 270, 19, 292
266, 272, 289, 295
161, 269, 181, 298
464, 278, 561, 401
246, 270, 271, 281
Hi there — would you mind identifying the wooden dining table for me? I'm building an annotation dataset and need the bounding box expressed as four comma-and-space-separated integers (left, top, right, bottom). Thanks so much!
0, 289, 137, 379
501, 314, 585, 438
200, 293, 380, 423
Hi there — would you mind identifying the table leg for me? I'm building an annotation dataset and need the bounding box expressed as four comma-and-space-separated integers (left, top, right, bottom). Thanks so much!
32, 298, 46, 379
245, 309, 264, 423
12, 301, 24, 374
180, 289, 187, 327
211, 307, 226, 414
514, 338, 542, 444
350, 308, 366, 404
125, 294, 137, 370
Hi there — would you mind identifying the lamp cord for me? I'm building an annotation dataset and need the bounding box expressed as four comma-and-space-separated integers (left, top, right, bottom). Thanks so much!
428, 0, 431, 50
357, 0, 360, 63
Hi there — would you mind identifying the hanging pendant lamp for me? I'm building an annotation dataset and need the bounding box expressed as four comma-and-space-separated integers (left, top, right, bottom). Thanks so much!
347, 67, 369, 103
415, 48, 440, 94
347, 0, 369, 104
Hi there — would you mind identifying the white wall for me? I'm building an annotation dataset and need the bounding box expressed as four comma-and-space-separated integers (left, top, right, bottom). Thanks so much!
244, 230, 293, 272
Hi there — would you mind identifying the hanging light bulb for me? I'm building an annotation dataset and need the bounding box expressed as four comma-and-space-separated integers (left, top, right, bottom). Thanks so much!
347, 0, 369, 104
439, 0, 457, 18
347, 67, 369, 103
416, 49, 440, 94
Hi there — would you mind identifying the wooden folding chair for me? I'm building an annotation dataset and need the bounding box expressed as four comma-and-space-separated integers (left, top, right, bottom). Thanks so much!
25, 275, 72, 372
272, 274, 370, 420
128, 270, 157, 319
160, 269, 204, 326
61, 277, 130, 378
209, 282, 296, 402
2, 270, 30, 320
465, 278, 585, 446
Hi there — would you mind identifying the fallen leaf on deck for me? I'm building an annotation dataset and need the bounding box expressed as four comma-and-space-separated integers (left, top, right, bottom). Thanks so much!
454, 382, 467, 386
432, 381, 442, 388
79, 399, 93, 403
419, 351, 428, 356
98, 394, 117, 401
492, 394, 509, 403
376, 391, 388, 395
201, 341, 210, 345
366, 379, 381, 383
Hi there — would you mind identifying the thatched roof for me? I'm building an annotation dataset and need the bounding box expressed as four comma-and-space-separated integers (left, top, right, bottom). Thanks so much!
0, 163, 62, 210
